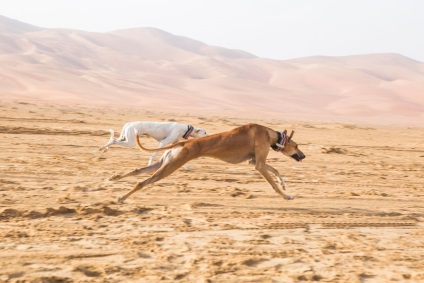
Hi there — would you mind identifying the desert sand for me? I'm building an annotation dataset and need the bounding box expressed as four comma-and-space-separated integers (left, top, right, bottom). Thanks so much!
0, 101, 423, 283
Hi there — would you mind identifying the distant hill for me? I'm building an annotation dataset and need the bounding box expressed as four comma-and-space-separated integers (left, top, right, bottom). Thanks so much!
1, 15, 423, 124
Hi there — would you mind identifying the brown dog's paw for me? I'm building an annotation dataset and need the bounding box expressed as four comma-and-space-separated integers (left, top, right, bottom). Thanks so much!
285, 194, 294, 200
109, 174, 121, 181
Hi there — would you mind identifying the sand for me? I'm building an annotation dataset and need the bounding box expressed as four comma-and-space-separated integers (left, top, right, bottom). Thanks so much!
0, 101, 424, 283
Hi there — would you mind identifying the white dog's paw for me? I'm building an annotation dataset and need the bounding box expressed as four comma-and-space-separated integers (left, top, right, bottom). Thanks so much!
99, 147, 109, 153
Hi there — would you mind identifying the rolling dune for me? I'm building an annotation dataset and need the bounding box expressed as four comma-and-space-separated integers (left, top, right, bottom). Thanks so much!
1, 15, 424, 125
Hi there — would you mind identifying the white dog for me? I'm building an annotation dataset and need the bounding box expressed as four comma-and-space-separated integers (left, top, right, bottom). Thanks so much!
99, 121, 207, 165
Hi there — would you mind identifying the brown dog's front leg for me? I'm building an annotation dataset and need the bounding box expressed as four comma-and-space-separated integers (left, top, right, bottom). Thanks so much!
248, 159, 286, 190
255, 163, 293, 200
265, 164, 287, 190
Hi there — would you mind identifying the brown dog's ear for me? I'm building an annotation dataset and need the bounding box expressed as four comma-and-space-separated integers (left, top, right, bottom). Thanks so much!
283, 130, 287, 135
288, 130, 294, 142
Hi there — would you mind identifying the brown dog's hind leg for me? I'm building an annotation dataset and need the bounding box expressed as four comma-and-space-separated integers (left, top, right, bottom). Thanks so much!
109, 160, 163, 181
118, 148, 189, 203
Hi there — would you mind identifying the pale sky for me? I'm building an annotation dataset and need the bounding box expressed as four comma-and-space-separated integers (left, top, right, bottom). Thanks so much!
1, 0, 423, 62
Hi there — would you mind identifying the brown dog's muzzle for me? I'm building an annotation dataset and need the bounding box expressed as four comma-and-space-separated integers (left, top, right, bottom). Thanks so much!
291, 151, 305, 162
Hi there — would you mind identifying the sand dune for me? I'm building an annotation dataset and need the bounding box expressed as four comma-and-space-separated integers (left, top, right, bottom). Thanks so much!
1, 15, 423, 125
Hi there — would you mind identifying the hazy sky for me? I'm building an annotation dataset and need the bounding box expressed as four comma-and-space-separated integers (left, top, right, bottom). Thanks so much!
1, 0, 423, 62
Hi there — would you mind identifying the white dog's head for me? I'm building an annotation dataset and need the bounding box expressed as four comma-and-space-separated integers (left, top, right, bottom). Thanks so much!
191, 127, 208, 138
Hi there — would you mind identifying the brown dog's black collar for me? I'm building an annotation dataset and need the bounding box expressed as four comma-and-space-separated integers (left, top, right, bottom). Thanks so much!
271, 131, 287, 152
183, 125, 194, 139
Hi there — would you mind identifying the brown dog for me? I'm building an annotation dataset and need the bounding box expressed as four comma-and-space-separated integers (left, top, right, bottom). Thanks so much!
110, 123, 305, 203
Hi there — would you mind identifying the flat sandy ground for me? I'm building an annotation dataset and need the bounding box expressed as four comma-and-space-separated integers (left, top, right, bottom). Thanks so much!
1, 101, 423, 283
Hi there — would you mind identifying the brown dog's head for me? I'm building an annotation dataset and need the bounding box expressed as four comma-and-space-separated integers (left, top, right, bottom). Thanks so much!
281, 130, 305, 162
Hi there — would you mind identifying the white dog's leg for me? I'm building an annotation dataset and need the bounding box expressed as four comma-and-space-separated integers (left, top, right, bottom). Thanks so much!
148, 139, 173, 166
111, 125, 137, 148
166, 135, 192, 170
147, 135, 192, 170
148, 152, 158, 166
99, 129, 116, 152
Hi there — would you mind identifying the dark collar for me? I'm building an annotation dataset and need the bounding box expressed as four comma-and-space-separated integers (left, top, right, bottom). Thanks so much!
271, 131, 287, 152
183, 125, 194, 139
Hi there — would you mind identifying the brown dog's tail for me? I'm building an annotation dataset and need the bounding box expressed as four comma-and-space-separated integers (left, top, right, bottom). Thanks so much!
135, 130, 184, 152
